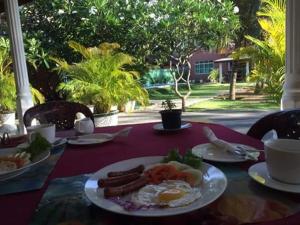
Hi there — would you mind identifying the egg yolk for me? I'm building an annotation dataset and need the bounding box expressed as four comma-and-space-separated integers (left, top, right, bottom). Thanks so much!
158, 188, 185, 202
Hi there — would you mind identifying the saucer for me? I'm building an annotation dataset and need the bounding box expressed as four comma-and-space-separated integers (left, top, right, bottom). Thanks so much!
248, 162, 300, 193
153, 122, 192, 132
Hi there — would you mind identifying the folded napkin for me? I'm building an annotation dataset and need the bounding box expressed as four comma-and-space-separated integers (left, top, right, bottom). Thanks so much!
202, 126, 259, 161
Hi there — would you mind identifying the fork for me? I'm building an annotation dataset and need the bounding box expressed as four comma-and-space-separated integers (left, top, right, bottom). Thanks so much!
233, 146, 263, 160
235, 146, 264, 153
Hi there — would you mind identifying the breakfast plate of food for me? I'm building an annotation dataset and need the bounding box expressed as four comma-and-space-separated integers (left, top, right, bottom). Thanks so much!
84, 151, 227, 216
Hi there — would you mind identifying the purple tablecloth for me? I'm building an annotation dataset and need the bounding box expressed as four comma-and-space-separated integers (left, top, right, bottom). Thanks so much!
1, 122, 299, 225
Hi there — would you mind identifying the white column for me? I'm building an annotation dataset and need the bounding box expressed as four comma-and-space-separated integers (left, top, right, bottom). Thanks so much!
5, 0, 33, 134
245, 61, 250, 76
281, 0, 300, 109
218, 63, 223, 83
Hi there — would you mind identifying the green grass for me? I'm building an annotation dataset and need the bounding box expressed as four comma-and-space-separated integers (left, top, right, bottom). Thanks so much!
188, 99, 280, 111
147, 82, 280, 111
147, 83, 254, 100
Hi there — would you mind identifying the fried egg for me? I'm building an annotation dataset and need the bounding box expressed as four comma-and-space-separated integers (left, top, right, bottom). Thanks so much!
131, 180, 201, 208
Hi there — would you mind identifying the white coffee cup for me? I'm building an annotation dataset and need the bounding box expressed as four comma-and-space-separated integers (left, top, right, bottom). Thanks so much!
74, 118, 94, 134
26, 124, 56, 143
264, 139, 300, 184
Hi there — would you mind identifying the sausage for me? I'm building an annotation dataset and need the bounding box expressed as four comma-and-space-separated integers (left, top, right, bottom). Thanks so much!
104, 176, 148, 198
98, 173, 140, 188
107, 164, 145, 177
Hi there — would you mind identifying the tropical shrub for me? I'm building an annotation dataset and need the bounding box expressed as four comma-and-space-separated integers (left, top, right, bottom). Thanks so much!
0, 37, 44, 113
52, 41, 149, 113
0, 73, 16, 113
141, 69, 173, 87
233, 0, 285, 103
208, 69, 219, 83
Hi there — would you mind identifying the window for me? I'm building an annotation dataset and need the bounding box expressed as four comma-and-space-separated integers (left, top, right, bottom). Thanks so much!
195, 61, 214, 74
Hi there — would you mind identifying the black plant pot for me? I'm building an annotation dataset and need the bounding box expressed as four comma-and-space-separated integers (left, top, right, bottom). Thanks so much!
159, 109, 182, 129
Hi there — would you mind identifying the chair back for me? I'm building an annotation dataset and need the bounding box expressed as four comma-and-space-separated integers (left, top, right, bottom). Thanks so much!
247, 109, 300, 140
23, 101, 94, 131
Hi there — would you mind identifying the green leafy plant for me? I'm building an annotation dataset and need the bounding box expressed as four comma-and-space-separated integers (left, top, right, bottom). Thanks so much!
0, 73, 16, 113
161, 99, 176, 111
232, 0, 285, 103
52, 41, 149, 113
0, 37, 45, 113
208, 69, 219, 83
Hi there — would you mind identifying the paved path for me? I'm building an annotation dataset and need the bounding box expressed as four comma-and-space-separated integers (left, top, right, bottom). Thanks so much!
119, 108, 275, 134
119, 89, 277, 134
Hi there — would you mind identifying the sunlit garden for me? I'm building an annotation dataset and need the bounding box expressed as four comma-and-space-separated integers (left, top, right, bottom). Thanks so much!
0, 0, 285, 126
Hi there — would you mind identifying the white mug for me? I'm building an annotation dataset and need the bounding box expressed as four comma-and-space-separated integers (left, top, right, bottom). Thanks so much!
265, 139, 300, 184
27, 124, 56, 143
74, 118, 94, 134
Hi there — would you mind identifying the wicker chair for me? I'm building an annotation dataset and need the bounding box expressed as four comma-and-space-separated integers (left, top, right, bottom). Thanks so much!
23, 101, 94, 131
247, 109, 300, 140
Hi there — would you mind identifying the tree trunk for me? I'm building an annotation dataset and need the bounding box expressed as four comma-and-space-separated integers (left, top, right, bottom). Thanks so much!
254, 81, 260, 94
229, 72, 237, 100
181, 96, 186, 112
169, 55, 192, 112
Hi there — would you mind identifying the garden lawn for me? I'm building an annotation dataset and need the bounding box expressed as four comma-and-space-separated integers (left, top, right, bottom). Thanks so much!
188, 98, 280, 111
147, 83, 254, 100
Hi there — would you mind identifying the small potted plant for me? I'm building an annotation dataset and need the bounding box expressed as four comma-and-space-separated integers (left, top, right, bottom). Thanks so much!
160, 99, 182, 129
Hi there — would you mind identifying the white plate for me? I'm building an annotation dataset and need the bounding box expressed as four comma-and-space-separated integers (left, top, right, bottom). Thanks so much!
248, 162, 300, 193
192, 143, 259, 163
67, 133, 113, 145
153, 122, 192, 132
84, 156, 227, 217
0, 148, 50, 181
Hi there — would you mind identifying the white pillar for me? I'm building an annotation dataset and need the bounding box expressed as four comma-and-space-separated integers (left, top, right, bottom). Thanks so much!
5, 0, 33, 134
245, 61, 250, 76
218, 63, 223, 83
281, 0, 300, 109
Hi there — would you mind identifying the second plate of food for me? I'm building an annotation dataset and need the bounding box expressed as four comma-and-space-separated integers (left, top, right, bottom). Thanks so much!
0, 147, 50, 181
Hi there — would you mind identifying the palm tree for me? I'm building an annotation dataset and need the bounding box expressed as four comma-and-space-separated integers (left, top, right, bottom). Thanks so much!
233, 0, 285, 103
52, 41, 148, 113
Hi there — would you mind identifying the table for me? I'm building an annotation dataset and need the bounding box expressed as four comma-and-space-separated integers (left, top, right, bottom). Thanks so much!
1, 122, 300, 225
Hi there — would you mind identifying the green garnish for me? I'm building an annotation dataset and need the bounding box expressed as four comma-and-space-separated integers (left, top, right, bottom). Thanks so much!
163, 148, 202, 169
163, 148, 182, 163
182, 149, 202, 169
19, 133, 51, 160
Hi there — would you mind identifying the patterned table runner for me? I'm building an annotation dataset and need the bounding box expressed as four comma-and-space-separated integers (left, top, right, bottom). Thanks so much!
30, 165, 300, 225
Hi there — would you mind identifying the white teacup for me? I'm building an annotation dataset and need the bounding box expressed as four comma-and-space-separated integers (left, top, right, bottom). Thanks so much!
265, 139, 300, 184
74, 118, 94, 134
26, 124, 56, 143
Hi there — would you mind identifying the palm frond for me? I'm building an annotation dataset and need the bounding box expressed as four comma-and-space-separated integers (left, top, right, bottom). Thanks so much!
68, 41, 92, 59
54, 41, 149, 113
